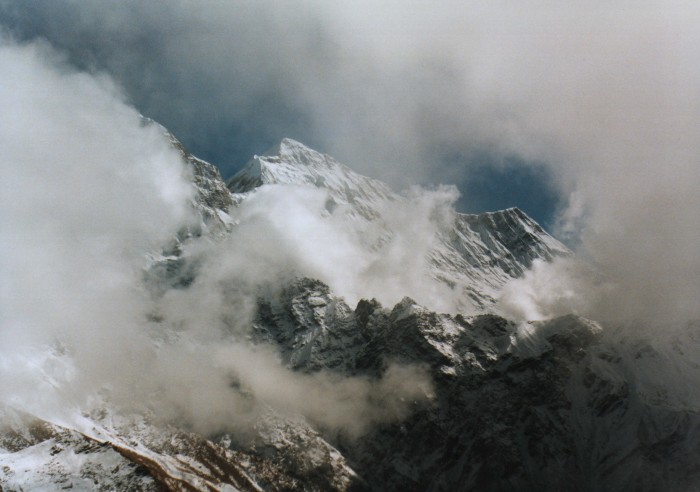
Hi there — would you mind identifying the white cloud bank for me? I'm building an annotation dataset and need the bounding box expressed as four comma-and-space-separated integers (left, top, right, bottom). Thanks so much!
0, 37, 194, 419
0, 38, 432, 436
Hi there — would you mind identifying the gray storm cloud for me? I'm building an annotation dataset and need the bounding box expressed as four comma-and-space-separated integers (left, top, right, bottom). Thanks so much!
0, 37, 433, 435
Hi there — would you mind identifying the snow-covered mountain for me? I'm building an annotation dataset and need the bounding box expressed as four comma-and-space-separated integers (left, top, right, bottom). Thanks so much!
228, 138, 569, 313
3, 128, 700, 491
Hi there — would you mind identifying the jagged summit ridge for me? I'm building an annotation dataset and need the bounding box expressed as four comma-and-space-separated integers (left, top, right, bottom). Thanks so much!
453, 206, 569, 279
261, 137, 323, 159
228, 137, 569, 313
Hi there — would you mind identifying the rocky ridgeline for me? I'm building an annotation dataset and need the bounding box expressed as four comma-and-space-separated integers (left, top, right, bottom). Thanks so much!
250, 278, 700, 491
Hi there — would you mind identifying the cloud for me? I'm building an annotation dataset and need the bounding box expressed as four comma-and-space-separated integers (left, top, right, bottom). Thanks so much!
0, 38, 433, 435
479, 3, 700, 324
0, 36, 194, 415
0, 34, 438, 438
3, 2, 697, 327
497, 258, 608, 321
154, 180, 463, 346
2, 1, 699, 441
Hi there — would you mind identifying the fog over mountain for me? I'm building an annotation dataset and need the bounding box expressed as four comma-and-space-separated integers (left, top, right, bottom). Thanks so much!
1, 3, 699, 490
1, 38, 445, 438
3, 1, 698, 324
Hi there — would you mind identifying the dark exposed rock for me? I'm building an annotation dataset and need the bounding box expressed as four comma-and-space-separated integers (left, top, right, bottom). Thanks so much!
246, 280, 700, 491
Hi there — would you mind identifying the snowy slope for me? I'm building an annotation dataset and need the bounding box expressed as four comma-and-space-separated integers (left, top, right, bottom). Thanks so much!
228, 138, 396, 223
0, 406, 364, 492
228, 138, 569, 313
0, 411, 159, 491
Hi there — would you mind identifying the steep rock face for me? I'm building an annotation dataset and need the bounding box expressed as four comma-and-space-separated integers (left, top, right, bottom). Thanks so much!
142, 116, 234, 236
450, 207, 567, 278
254, 278, 368, 373
168, 133, 233, 233
250, 280, 700, 491
342, 310, 602, 491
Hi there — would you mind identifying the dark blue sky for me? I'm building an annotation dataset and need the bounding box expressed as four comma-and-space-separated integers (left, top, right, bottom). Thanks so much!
452, 155, 559, 228
0, 1, 560, 230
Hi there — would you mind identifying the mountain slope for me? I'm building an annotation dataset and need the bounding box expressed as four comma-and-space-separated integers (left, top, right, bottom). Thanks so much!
252, 281, 700, 491
5, 129, 699, 492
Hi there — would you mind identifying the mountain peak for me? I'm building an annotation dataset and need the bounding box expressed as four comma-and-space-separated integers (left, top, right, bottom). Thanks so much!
262, 137, 312, 158
227, 139, 396, 207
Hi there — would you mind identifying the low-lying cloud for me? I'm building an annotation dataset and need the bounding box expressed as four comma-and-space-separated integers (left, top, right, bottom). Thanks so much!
0, 38, 432, 436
